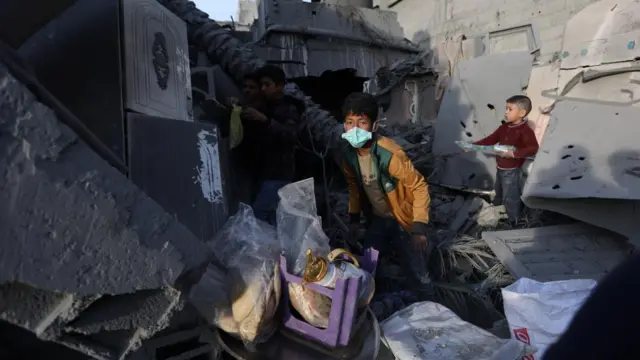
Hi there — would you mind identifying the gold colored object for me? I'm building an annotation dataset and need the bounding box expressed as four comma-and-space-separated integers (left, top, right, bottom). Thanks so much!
302, 249, 328, 285
327, 248, 360, 268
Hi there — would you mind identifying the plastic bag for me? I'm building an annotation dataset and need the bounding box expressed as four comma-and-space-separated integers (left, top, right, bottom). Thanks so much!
189, 204, 281, 351
381, 302, 535, 360
276, 179, 333, 327
502, 278, 596, 359
229, 105, 244, 149
276, 178, 330, 275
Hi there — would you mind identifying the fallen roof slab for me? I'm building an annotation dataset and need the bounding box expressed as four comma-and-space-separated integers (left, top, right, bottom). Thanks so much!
482, 223, 629, 282
0, 63, 210, 295
432, 51, 534, 190
522, 100, 640, 242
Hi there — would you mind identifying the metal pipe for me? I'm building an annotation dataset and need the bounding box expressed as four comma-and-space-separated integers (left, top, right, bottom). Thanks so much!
256, 25, 420, 54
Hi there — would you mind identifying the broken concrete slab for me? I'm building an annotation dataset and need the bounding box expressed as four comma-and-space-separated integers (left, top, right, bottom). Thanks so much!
0, 282, 74, 337
449, 197, 485, 233
0, 64, 210, 295
522, 100, 640, 241
65, 288, 180, 335
482, 223, 629, 282
60, 328, 144, 360
432, 51, 534, 190
561, 0, 640, 69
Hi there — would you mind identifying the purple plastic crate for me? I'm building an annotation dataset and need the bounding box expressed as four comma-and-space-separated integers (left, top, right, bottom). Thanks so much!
279, 248, 379, 348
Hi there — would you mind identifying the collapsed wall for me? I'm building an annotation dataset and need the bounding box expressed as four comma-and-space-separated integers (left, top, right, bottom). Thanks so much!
158, 0, 346, 152
0, 60, 211, 358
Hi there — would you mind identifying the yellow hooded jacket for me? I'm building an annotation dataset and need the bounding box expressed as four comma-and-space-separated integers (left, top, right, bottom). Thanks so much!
342, 135, 431, 234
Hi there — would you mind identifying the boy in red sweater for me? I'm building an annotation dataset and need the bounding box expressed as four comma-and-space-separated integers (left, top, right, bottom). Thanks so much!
473, 95, 539, 224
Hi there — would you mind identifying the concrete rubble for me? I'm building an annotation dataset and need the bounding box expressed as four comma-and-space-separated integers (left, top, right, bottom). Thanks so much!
0, 60, 211, 358
2, 0, 640, 358
482, 223, 630, 282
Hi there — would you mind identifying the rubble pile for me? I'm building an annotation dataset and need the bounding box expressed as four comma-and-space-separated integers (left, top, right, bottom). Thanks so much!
0, 60, 212, 359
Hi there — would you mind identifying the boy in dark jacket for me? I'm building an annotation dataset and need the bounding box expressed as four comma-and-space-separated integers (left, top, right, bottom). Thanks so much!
473, 95, 539, 224
241, 65, 300, 225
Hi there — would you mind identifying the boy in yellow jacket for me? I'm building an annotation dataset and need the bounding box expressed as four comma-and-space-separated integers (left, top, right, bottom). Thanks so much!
341, 92, 432, 294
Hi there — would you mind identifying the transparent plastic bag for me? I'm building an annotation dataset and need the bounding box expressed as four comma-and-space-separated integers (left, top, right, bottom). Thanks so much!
276, 179, 333, 327
189, 204, 281, 351
276, 178, 331, 275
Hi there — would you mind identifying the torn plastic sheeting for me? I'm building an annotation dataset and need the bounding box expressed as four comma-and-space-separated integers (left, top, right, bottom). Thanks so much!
522, 100, 640, 242
380, 302, 534, 360
432, 51, 534, 191
276, 178, 331, 275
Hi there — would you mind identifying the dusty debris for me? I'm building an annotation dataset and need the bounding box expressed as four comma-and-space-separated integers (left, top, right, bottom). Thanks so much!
0, 62, 204, 360
476, 204, 508, 228
482, 223, 630, 282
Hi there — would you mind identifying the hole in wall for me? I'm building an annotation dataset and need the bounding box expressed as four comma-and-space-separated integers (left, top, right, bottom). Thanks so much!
570, 175, 583, 180
487, 104, 495, 110
460, 121, 466, 128
578, 156, 585, 161
615, 112, 619, 115
561, 154, 571, 159
465, 132, 473, 137
567, 145, 574, 149
552, 184, 560, 189
473, 120, 478, 124
468, 173, 476, 180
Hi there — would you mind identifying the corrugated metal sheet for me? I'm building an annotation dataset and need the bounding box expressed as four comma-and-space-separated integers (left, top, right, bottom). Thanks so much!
253, 34, 412, 78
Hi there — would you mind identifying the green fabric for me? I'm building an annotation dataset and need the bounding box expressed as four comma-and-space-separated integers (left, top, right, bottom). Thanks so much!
344, 137, 398, 195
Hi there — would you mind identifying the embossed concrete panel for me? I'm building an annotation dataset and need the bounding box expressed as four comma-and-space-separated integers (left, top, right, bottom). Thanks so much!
123, 0, 192, 121
432, 51, 533, 190
482, 224, 629, 282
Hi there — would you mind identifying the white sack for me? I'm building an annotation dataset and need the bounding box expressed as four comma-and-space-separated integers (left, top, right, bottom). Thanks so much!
502, 278, 596, 359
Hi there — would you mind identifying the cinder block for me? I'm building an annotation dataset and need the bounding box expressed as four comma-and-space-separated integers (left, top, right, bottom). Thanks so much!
0, 282, 74, 337
0, 63, 210, 296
